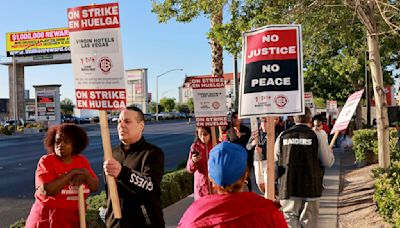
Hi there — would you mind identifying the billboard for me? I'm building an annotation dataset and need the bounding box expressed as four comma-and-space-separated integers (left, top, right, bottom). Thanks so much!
6, 28, 70, 57
68, 3, 126, 110
239, 25, 304, 117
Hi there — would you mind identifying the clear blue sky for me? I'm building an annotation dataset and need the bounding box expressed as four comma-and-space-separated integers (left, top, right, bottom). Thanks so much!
0, 0, 235, 103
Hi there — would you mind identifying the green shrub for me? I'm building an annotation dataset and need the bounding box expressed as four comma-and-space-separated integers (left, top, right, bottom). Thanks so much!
352, 129, 378, 163
16, 125, 24, 132
373, 161, 400, 226
0, 125, 11, 135
352, 128, 399, 163
389, 129, 400, 162
160, 168, 194, 208
9, 218, 25, 228
7, 125, 15, 132
86, 191, 107, 228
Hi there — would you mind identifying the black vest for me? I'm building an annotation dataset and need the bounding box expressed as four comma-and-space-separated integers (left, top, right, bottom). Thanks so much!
278, 125, 324, 199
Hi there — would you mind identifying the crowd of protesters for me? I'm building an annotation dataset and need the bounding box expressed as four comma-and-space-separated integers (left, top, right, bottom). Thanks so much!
26, 105, 338, 228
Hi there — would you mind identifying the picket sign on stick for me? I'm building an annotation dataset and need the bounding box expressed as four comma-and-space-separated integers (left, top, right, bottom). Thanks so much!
250, 117, 263, 184
68, 2, 126, 220
329, 131, 340, 150
78, 185, 86, 228
100, 111, 122, 219
211, 127, 218, 147
329, 89, 365, 150
265, 116, 276, 199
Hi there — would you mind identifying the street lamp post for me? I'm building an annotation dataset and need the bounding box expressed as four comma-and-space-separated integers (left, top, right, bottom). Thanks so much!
155, 68, 183, 121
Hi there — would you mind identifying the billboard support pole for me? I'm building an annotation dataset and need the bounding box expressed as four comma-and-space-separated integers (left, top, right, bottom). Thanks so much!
12, 54, 17, 125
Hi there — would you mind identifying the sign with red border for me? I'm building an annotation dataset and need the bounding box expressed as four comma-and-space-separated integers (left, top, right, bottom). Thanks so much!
330, 89, 364, 134
192, 76, 228, 127
68, 2, 126, 110
239, 25, 304, 117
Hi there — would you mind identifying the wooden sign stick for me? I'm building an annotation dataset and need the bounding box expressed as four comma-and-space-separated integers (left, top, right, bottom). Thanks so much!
211, 126, 218, 147
100, 110, 122, 218
78, 184, 86, 228
265, 116, 275, 199
329, 131, 340, 150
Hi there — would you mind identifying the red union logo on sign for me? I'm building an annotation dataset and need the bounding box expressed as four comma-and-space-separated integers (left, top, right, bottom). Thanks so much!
212, 101, 220, 109
275, 95, 288, 108
99, 56, 112, 74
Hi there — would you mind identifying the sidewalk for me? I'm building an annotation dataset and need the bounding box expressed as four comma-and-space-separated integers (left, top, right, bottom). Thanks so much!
163, 148, 342, 227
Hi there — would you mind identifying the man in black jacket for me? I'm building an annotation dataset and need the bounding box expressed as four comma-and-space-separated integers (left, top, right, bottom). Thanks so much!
103, 106, 165, 227
275, 107, 334, 228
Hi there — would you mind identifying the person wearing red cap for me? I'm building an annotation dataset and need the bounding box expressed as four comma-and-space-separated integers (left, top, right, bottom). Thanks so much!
179, 142, 288, 228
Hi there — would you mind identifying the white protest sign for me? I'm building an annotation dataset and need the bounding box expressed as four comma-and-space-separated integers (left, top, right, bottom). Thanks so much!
68, 2, 126, 110
304, 92, 315, 115
239, 25, 304, 117
192, 76, 228, 127
330, 89, 364, 134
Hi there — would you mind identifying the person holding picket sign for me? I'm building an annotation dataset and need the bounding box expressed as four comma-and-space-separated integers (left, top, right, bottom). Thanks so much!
25, 124, 99, 228
103, 106, 165, 227
247, 117, 284, 193
186, 126, 214, 200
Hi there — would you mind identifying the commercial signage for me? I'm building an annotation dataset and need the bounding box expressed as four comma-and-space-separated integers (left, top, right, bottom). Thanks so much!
239, 25, 304, 117
125, 69, 145, 104
330, 89, 364, 134
192, 76, 228, 127
68, 2, 126, 110
6, 28, 70, 57
26, 105, 36, 112
36, 91, 56, 121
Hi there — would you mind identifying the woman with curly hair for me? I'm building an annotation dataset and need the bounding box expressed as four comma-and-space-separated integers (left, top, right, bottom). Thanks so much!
25, 124, 99, 228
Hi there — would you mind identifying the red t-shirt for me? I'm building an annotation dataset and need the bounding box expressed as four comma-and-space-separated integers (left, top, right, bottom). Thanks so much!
34, 153, 98, 210
179, 192, 288, 228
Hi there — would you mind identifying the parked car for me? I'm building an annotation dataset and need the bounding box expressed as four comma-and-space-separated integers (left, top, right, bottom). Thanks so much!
62, 115, 75, 123
26, 118, 36, 125
90, 116, 99, 123
4, 119, 25, 127
144, 113, 153, 121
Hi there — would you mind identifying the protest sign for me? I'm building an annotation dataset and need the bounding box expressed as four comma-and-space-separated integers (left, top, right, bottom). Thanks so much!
192, 76, 228, 127
68, 2, 124, 219
239, 25, 304, 117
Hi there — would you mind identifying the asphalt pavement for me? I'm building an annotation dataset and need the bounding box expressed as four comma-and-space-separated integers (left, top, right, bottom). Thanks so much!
0, 119, 195, 227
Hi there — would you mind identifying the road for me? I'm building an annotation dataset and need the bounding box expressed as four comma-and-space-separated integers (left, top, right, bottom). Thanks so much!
0, 120, 195, 227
